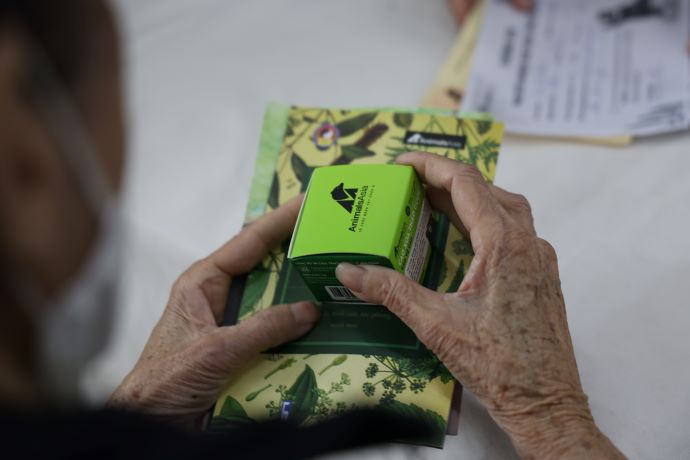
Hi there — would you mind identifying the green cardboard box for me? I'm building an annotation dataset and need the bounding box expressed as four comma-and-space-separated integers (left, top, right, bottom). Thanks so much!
287, 164, 431, 302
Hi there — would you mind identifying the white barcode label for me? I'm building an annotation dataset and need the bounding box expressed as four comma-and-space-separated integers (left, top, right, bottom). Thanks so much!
325, 285, 358, 301
404, 198, 431, 282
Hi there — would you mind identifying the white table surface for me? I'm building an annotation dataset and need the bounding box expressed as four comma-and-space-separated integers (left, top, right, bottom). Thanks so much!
84, 1, 690, 458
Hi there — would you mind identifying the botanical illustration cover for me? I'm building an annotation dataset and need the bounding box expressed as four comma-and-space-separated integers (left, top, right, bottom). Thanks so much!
211, 104, 504, 448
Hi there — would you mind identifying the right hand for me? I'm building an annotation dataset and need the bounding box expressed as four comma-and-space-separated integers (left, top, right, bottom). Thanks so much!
449, 0, 532, 24
336, 153, 625, 459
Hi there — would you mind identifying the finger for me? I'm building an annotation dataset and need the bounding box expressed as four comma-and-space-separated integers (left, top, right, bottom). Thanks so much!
336, 263, 447, 337
425, 169, 535, 241
489, 186, 535, 234
396, 152, 505, 253
214, 301, 320, 366
212, 194, 304, 276
448, 0, 477, 25
425, 187, 469, 237
420, 171, 533, 239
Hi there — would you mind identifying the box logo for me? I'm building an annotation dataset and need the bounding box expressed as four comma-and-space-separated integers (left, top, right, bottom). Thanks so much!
404, 131, 466, 150
331, 183, 359, 213
331, 182, 370, 232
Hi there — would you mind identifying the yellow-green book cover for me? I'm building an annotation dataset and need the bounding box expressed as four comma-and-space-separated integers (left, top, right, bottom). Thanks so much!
210, 103, 504, 448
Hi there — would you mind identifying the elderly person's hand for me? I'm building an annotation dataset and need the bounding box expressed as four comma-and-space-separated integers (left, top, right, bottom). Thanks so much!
336, 153, 625, 459
449, 0, 532, 24
108, 197, 320, 429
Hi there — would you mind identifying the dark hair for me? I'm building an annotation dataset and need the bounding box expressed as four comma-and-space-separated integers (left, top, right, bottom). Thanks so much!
0, 0, 90, 87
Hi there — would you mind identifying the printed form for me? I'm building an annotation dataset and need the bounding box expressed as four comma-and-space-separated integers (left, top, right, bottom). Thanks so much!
464, 0, 690, 137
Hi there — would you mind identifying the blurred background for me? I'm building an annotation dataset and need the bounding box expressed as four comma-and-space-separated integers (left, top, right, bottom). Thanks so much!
83, 1, 690, 459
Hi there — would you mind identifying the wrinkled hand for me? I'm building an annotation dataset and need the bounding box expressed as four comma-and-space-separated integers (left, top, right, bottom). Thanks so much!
336, 153, 624, 459
108, 197, 319, 429
449, 0, 532, 24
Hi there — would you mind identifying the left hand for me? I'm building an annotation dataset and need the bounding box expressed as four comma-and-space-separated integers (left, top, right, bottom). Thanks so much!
108, 196, 320, 429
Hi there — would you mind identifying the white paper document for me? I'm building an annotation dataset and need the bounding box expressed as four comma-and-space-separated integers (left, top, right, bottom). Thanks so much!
464, 0, 690, 137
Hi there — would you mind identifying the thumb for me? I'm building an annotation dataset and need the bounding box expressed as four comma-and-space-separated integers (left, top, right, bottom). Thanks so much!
335, 263, 443, 336
216, 302, 320, 365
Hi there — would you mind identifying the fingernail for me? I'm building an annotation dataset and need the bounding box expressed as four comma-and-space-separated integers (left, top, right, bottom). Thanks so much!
335, 263, 364, 293
290, 301, 320, 325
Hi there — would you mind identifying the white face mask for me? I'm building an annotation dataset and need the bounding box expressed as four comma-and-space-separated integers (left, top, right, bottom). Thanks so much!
15, 47, 125, 404
38, 199, 124, 403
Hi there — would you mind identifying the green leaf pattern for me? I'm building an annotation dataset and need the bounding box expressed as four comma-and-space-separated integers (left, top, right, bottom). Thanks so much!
335, 112, 377, 137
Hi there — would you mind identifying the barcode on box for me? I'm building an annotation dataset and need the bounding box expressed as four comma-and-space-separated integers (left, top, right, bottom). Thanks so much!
325, 285, 358, 301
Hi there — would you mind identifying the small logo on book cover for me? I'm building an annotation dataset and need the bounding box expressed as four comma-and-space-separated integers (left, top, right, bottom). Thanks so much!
404, 131, 466, 150
280, 401, 293, 421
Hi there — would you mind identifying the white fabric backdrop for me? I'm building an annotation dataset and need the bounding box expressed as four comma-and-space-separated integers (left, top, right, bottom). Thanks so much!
84, 1, 690, 458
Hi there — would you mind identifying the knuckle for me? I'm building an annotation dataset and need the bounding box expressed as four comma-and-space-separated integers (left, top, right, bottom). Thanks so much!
170, 276, 188, 301
511, 193, 533, 216
504, 193, 535, 232
537, 238, 559, 265
455, 163, 484, 182
370, 273, 411, 312
169, 260, 205, 302
502, 228, 535, 248
443, 163, 485, 191
493, 229, 540, 265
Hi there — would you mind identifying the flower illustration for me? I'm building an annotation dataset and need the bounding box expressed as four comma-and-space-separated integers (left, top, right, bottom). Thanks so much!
311, 123, 340, 151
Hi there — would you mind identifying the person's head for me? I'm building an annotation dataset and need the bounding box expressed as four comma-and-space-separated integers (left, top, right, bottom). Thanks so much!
0, 0, 125, 403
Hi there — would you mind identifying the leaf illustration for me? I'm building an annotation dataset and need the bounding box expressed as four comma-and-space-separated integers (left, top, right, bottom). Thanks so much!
288, 115, 302, 128
380, 401, 446, 447
447, 259, 465, 293
239, 266, 271, 316
264, 357, 296, 379
291, 153, 315, 192
437, 259, 448, 289
468, 139, 500, 171
387, 356, 448, 382
482, 150, 498, 170
476, 120, 493, 135
341, 145, 376, 160
245, 384, 272, 402
451, 238, 474, 256
393, 113, 413, 129
336, 112, 377, 137
210, 395, 256, 429
354, 124, 389, 149
318, 355, 347, 376
268, 172, 280, 209
283, 365, 319, 425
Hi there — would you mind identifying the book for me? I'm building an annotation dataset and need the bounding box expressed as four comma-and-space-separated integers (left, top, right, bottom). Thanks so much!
210, 103, 504, 448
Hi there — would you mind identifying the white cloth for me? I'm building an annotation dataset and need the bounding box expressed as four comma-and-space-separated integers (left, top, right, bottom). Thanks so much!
85, 1, 690, 458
